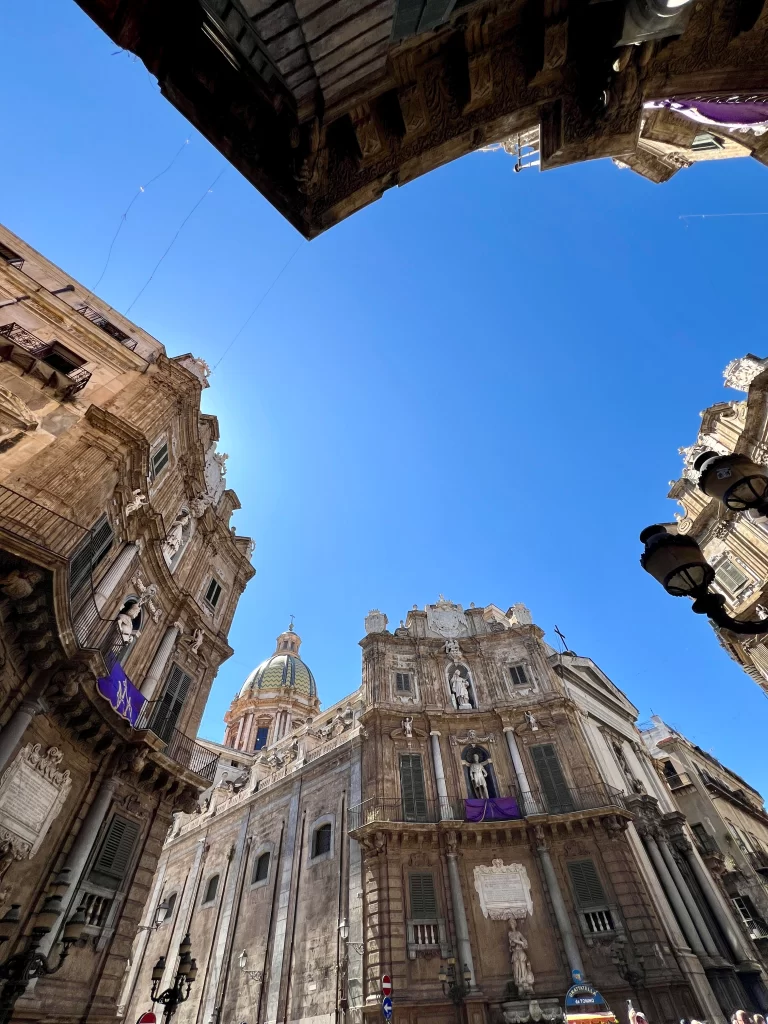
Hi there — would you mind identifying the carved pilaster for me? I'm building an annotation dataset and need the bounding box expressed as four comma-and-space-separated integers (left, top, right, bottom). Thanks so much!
350, 104, 386, 166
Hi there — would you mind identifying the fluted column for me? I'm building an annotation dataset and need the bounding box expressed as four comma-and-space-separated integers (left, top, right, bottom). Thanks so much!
140, 625, 179, 698
644, 835, 706, 956
430, 731, 452, 820
504, 727, 537, 815
536, 843, 584, 975
657, 839, 718, 957
37, 777, 119, 958
445, 834, 476, 987
94, 543, 139, 611
0, 696, 46, 772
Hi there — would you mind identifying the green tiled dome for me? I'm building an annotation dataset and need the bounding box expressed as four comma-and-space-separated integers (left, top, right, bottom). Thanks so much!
239, 626, 316, 699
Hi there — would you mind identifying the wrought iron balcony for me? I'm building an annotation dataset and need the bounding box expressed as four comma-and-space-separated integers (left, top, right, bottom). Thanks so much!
0, 484, 88, 560
74, 303, 136, 349
664, 771, 694, 791
135, 699, 220, 783
0, 321, 92, 397
750, 849, 768, 874
694, 831, 721, 857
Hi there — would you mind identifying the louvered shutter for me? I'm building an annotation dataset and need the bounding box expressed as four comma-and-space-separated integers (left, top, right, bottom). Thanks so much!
400, 754, 427, 821
69, 514, 113, 600
149, 664, 192, 742
567, 860, 607, 908
715, 558, 749, 593
409, 873, 437, 917
89, 815, 140, 889
531, 744, 574, 813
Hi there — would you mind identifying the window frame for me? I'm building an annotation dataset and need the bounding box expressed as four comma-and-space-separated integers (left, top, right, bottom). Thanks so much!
308, 814, 335, 864
149, 438, 170, 483
72, 811, 142, 949
201, 873, 220, 906
712, 555, 751, 598
250, 847, 273, 889
406, 871, 447, 959
395, 672, 412, 693
508, 663, 533, 689
204, 576, 224, 611
566, 858, 622, 942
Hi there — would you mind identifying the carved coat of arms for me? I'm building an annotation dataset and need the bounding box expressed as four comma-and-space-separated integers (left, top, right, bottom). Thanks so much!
426, 597, 469, 639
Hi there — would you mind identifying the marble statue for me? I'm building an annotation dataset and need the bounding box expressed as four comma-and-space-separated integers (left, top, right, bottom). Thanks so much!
444, 638, 461, 661
117, 601, 141, 644
403, 717, 413, 738
162, 511, 190, 564
508, 922, 535, 997
0, 568, 43, 600
125, 490, 148, 516
524, 711, 539, 732
451, 670, 471, 709
469, 755, 489, 799
186, 628, 204, 654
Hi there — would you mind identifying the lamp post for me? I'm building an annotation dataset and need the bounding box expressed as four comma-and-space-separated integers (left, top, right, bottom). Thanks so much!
439, 958, 472, 1024
640, 450, 768, 633
0, 877, 87, 1024
150, 932, 198, 1024
611, 942, 645, 1013
238, 949, 264, 984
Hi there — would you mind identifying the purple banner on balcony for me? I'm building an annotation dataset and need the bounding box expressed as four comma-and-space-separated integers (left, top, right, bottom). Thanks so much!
97, 662, 146, 728
464, 797, 521, 822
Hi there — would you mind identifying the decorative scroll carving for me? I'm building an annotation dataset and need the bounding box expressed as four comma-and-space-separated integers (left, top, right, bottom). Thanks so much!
464, 53, 494, 114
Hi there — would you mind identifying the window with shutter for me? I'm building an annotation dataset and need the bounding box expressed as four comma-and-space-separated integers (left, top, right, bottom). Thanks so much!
69, 514, 114, 601
149, 663, 192, 743
396, 672, 412, 692
714, 557, 749, 595
150, 441, 169, 481
312, 823, 332, 858
509, 664, 530, 687
89, 815, 140, 890
400, 753, 428, 822
530, 745, 574, 814
409, 873, 437, 917
567, 859, 615, 934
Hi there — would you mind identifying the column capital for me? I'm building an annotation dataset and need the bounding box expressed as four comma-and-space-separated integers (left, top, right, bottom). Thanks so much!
502, 725, 515, 733
19, 697, 46, 717
429, 730, 441, 737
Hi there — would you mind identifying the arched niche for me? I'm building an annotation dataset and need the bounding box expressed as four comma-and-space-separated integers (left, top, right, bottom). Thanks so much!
447, 663, 476, 710
461, 745, 498, 799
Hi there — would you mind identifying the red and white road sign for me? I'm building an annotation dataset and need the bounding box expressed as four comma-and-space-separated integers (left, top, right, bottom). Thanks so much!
136, 1013, 157, 1024
381, 975, 392, 997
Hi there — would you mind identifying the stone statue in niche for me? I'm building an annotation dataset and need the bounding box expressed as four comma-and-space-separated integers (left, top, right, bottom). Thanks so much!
469, 755, 489, 799
451, 669, 472, 709
403, 717, 413, 738
508, 921, 535, 997
0, 568, 43, 600
125, 490, 148, 516
162, 511, 190, 565
444, 638, 461, 661
524, 711, 539, 732
117, 600, 141, 644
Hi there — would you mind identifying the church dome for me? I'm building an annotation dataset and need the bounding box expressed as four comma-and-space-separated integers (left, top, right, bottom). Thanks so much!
239, 625, 317, 700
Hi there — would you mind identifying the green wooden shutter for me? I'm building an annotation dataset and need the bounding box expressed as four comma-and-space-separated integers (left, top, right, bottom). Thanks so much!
89, 815, 140, 889
409, 873, 437, 917
149, 664, 192, 742
400, 753, 427, 821
567, 860, 607, 907
69, 514, 114, 599
531, 744, 574, 813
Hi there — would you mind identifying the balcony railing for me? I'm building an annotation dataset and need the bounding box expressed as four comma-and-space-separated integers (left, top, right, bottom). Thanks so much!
74, 303, 136, 348
750, 849, 768, 873
0, 321, 50, 355
0, 483, 89, 560
164, 730, 219, 782
665, 771, 694, 791
0, 321, 92, 397
348, 784, 625, 830
694, 832, 721, 857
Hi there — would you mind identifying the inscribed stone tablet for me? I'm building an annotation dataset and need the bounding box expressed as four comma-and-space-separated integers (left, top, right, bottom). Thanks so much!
474, 860, 533, 920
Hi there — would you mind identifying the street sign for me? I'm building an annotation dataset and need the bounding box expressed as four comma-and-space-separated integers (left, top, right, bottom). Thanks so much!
382, 996, 393, 1020
136, 1013, 157, 1024
381, 975, 392, 997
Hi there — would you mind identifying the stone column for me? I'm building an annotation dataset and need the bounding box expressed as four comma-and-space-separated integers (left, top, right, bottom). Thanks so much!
140, 625, 180, 698
644, 835, 707, 957
430, 732, 453, 820
37, 777, 119, 958
504, 727, 537, 815
657, 840, 718, 956
265, 780, 302, 1023
684, 842, 754, 963
94, 543, 139, 611
0, 696, 45, 773
536, 843, 584, 975
445, 833, 476, 987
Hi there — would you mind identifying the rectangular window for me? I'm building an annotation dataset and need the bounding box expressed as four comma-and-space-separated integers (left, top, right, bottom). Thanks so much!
396, 672, 412, 692
150, 441, 169, 481
567, 859, 615, 934
0, 241, 24, 269
714, 557, 749, 595
409, 872, 437, 917
205, 578, 223, 609
732, 895, 768, 938
254, 727, 269, 750
69, 514, 114, 601
530, 744, 574, 814
692, 132, 723, 151
509, 664, 530, 687
149, 663, 192, 743
89, 815, 140, 890
399, 753, 428, 822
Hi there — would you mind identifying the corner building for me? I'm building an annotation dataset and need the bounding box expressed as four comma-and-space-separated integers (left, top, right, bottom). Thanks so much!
128, 600, 768, 1024
0, 225, 254, 1023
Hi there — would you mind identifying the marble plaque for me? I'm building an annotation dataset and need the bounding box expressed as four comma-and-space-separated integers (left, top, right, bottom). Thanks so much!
474, 860, 533, 920
0, 744, 71, 859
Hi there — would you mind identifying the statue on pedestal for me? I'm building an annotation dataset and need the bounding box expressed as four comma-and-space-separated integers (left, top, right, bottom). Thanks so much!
508, 921, 535, 997
451, 669, 472, 709
469, 755, 490, 800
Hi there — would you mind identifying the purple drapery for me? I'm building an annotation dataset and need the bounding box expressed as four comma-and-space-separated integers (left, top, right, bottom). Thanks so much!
97, 662, 146, 728
464, 797, 521, 822
645, 97, 768, 133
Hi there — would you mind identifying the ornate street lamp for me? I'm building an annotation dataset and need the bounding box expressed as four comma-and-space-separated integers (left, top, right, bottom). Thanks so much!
150, 933, 198, 1024
639, 524, 768, 634
0, 881, 87, 1024
611, 942, 645, 1012
695, 451, 768, 514
439, 957, 472, 1020
338, 920, 365, 956
238, 949, 264, 983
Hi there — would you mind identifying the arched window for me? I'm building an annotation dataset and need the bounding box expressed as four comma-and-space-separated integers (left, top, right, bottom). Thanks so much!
312, 823, 332, 859
462, 745, 498, 799
203, 874, 219, 904
165, 892, 177, 916
252, 852, 270, 884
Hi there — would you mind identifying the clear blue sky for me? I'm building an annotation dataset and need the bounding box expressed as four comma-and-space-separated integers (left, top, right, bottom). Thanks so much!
4, 2, 768, 791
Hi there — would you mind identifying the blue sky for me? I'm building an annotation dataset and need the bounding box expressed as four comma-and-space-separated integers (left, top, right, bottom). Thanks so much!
4, 2, 768, 792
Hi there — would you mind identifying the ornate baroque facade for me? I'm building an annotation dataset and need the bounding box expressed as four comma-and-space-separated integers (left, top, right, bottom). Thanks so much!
74, 0, 768, 236
0, 225, 254, 1022
125, 600, 768, 1024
